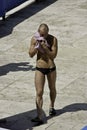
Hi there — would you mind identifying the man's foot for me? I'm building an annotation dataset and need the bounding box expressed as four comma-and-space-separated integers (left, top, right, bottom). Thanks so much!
31, 116, 43, 125
49, 108, 56, 116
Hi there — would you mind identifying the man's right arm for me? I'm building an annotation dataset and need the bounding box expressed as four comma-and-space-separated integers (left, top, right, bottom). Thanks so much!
29, 37, 38, 58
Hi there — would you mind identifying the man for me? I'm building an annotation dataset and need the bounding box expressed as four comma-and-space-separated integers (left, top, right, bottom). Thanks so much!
29, 23, 58, 124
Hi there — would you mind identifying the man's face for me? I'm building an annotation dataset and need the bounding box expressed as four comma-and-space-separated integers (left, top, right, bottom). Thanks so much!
38, 26, 48, 39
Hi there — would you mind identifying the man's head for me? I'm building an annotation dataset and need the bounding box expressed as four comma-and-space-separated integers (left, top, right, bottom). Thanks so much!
38, 23, 49, 38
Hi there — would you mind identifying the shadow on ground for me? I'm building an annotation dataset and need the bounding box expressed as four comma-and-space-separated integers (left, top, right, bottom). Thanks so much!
0, 0, 57, 38
0, 103, 87, 129
47, 103, 87, 119
0, 109, 47, 130
0, 62, 35, 76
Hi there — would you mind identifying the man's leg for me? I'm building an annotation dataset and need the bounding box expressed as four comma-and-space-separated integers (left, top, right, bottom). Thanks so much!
35, 70, 45, 119
47, 70, 56, 114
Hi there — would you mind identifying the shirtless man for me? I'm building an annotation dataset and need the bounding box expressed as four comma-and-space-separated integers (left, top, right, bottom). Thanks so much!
29, 23, 58, 124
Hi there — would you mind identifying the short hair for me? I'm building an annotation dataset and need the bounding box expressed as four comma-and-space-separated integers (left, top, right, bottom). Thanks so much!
38, 23, 49, 32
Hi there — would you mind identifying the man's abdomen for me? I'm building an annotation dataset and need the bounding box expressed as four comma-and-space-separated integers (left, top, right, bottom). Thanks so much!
36, 59, 55, 68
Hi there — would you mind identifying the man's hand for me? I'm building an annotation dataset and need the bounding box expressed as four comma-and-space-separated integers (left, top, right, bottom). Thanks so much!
40, 41, 49, 51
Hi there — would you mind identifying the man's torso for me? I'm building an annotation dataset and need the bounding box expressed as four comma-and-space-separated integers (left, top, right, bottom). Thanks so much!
36, 34, 55, 68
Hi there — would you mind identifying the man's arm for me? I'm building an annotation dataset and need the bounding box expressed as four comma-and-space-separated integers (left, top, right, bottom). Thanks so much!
29, 37, 38, 58
41, 37, 58, 59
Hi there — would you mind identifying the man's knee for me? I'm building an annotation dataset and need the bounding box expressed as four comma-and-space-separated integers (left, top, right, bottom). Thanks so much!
36, 91, 43, 99
50, 87, 56, 95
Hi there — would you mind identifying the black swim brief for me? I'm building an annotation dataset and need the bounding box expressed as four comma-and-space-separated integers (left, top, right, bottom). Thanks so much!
36, 66, 56, 75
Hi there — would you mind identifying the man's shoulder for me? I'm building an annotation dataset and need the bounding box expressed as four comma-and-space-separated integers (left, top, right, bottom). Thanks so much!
48, 34, 57, 39
47, 34, 57, 42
